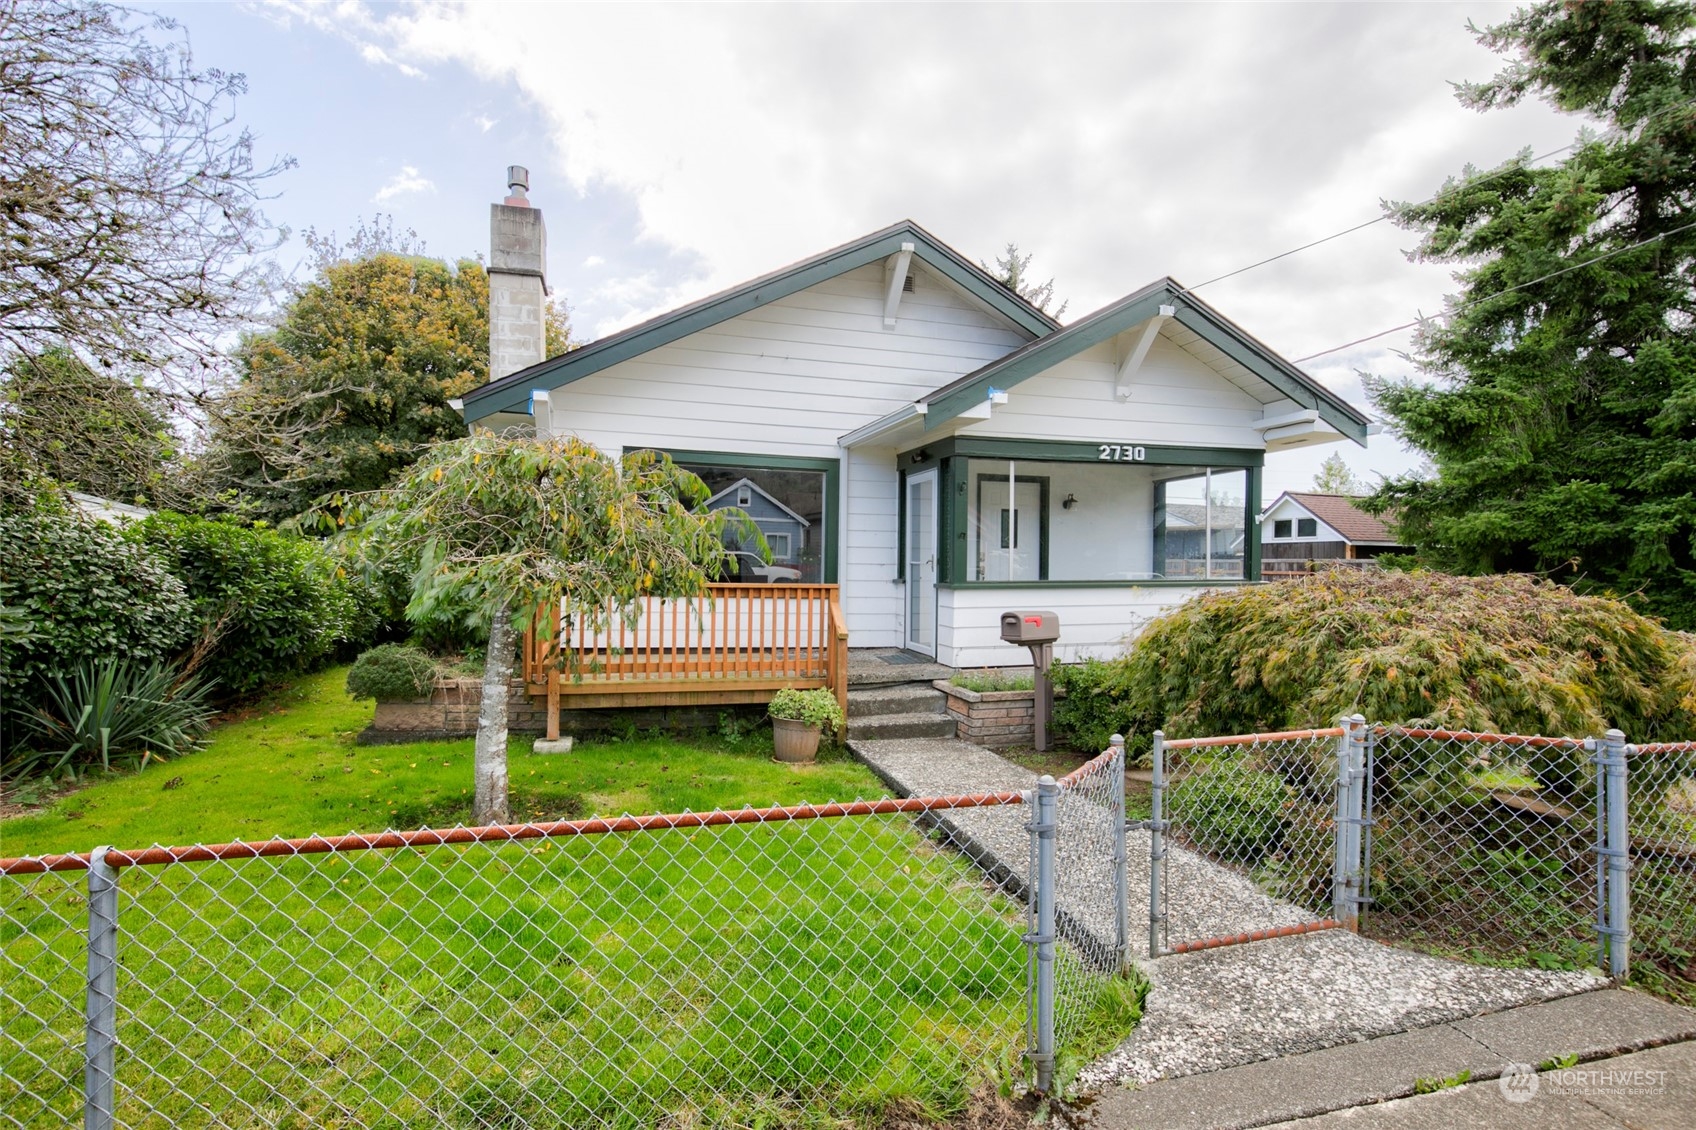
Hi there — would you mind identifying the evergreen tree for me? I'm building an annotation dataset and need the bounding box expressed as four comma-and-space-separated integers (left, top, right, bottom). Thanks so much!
983, 242, 1068, 319
1312, 452, 1366, 496
204, 230, 573, 522
1368, 1, 1696, 628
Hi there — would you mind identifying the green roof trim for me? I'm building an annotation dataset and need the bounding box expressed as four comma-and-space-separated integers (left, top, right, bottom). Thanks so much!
460, 220, 1060, 424
920, 279, 1371, 443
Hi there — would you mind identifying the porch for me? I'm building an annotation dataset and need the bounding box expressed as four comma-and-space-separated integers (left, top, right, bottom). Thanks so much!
522, 583, 850, 740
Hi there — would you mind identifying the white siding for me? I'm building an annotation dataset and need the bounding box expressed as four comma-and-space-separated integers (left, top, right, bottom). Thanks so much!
937, 584, 1231, 669
1262, 497, 1345, 544
959, 333, 1273, 449
540, 263, 1033, 645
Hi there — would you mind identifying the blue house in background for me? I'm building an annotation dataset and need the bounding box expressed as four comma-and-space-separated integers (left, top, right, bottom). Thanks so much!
706, 478, 812, 579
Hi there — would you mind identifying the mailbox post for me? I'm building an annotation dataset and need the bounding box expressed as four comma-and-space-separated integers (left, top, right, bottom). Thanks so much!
1000, 611, 1059, 751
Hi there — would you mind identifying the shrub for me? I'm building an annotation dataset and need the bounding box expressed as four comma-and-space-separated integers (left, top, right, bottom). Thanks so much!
768, 687, 845, 733
130, 513, 366, 696
1052, 659, 1142, 756
0, 499, 193, 695
1167, 763, 1293, 864
10, 658, 213, 779
346, 644, 441, 702
1091, 571, 1696, 745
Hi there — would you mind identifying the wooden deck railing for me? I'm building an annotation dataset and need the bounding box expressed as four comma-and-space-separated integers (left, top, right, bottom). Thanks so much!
522, 584, 849, 737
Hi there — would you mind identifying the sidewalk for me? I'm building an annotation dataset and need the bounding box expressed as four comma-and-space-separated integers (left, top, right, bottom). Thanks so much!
1070, 988, 1696, 1129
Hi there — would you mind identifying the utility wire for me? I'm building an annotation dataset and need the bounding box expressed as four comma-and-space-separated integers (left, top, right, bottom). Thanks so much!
1189, 95, 1696, 293
1292, 216, 1696, 363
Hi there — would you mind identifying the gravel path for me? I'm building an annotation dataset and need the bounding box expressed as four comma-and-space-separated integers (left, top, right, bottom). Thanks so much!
849, 736, 1608, 1089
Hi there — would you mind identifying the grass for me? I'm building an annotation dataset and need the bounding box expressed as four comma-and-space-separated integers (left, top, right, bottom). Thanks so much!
949, 670, 1035, 694
2, 670, 1140, 1127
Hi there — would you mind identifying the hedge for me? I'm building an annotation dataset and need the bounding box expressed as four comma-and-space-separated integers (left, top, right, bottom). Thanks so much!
128, 513, 368, 696
1091, 570, 1696, 749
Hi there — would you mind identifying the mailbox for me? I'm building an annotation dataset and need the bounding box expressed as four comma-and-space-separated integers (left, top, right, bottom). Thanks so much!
1000, 610, 1059, 645
1001, 611, 1060, 751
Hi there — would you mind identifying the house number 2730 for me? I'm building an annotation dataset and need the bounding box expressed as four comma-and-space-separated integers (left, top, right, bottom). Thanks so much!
1098, 444, 1146, 462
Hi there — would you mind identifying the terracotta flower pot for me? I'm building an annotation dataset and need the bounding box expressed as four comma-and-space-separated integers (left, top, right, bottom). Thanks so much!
771, 716, 822, 763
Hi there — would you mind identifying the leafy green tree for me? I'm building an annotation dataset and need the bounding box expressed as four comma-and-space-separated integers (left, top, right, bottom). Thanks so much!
328, 435, 737, 824
983, 242, 1068, 319
0, 349, 178, 505
1368, 1, 1696, 627
1312, 452, 1366, 496
206, 239, 573, 522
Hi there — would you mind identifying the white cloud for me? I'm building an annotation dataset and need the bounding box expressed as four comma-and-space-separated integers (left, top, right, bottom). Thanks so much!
475, 114, 498, 133
289, 1, 1587, 484
582, 254, 605, 268
371, 165, 435, 204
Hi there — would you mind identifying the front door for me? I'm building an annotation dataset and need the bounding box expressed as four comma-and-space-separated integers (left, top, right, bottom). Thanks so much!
905, 470, 937, 655
978, 477, 1043, 581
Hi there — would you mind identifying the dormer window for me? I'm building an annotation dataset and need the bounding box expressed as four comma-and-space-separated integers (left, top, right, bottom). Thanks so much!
1273, 519, 1292, 539
737, 487, 751, 507
1297, 518, 1317, 537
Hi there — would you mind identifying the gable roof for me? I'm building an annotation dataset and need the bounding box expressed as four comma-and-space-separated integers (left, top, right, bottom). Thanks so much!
703, 478, 811, 527
918, 279, 1370, 443
1265, 492, 1400, 544
459, 220, 1061, 424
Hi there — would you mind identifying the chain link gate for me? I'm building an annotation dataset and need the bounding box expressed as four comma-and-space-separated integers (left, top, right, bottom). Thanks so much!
1145, 721, 1648, 977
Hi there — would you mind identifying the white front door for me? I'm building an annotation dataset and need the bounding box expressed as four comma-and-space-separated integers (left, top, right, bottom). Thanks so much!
905, 470, 937, 655
979, 478, 1042, 581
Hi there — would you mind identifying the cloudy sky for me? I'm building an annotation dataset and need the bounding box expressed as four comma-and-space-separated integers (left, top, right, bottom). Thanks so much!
154, 1, 1588, 496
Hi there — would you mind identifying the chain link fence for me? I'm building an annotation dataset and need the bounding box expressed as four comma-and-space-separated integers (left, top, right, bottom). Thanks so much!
1151, 727, 1351, 954
3, 753, 1142, 1129
1143, 721, 1694, 1005
1362, 727, 1603, 968
1626, 741, 1696, 1003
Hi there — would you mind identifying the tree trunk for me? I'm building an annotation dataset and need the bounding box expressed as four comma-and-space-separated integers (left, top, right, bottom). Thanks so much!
471, 603, 514, 826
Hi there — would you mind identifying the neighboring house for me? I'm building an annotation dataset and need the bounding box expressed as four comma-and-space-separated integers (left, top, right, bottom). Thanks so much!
69, 492, 152, 525
1258, 492, 1410, 576
458, 216, 1370, 667
705, 477, 810, 582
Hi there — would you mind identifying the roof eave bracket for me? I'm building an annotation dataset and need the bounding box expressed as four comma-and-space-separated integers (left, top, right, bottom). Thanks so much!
883, 243, 915, 329
1114, 305, 1175, 400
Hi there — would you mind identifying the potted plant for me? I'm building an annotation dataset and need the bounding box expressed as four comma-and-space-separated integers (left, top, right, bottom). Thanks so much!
768, 687, 845, 764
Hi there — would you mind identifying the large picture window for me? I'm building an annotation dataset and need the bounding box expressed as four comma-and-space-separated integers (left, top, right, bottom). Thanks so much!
667, 456, 831, 583
956, 457, 1250, 582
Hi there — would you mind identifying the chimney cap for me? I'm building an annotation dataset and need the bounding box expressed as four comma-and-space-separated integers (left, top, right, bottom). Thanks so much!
506, 165, 529, 195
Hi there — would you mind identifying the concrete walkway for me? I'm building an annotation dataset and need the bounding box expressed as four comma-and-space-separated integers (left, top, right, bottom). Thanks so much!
848, 735, 1622, 1114
1074, 989, 1696, 1129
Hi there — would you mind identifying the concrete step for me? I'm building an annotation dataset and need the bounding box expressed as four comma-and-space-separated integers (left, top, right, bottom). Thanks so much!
847, 683, 947, 718
846, 711, 958, 741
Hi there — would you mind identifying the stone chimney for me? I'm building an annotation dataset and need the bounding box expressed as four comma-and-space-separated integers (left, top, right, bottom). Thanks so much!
488, 165, 549, 383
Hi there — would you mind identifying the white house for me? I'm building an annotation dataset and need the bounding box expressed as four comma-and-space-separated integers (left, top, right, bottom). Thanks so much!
1258, 491, 1409, 576
459, 202, 1368, 671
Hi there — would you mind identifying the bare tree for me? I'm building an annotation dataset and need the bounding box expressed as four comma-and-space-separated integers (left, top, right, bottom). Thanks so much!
0, 1, 289, 386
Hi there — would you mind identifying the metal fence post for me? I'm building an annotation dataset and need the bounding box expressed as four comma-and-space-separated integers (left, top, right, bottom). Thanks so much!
1025, 775, 1059, 1094
1599, 729, 1631, 979
1110, 734, 1130, 971
1333, 717, 1366, 928
85, 847, 118, 1130
1148, 731, 1166, 959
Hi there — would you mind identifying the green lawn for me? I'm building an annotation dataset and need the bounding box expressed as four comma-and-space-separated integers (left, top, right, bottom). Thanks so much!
0, 668, 881, 856
3, 670, 1136, 1127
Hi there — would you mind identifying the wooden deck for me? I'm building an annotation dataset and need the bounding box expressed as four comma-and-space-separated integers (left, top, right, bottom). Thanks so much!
522, 584, 849, 738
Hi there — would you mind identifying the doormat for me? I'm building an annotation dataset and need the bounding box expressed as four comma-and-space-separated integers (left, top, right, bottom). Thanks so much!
882, 652, 930, 666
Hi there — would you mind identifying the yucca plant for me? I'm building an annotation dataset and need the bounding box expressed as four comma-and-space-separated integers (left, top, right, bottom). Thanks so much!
14, 659, 213, 779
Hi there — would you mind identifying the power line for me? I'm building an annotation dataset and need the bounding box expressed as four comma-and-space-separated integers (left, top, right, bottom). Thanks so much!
1292, 216, 1696, 363
1188, 95, 1696, 293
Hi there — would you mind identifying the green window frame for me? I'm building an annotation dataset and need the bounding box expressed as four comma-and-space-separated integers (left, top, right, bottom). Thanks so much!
655, 449, 841, 583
